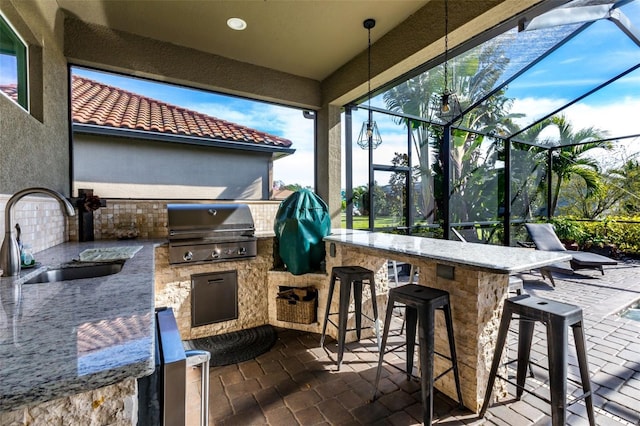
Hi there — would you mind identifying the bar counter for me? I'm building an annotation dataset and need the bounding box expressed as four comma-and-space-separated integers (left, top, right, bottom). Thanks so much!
324, 229, 572, 412
0, 240, 157, 413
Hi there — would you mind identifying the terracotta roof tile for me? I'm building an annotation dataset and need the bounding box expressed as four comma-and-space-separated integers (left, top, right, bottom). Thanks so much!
0, 84, 18, 102
71, 76, 293, 148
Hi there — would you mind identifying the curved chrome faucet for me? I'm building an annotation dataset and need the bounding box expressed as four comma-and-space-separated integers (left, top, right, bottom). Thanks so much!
1, 188, 76, 277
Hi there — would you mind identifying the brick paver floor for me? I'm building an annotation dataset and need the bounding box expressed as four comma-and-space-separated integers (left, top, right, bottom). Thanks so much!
188, 258, 640, 425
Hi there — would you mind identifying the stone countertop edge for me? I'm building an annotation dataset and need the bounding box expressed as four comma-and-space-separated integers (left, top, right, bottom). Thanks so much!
255, 231, 276, 238
0, 239, 162, 413
324, 229, 572, 274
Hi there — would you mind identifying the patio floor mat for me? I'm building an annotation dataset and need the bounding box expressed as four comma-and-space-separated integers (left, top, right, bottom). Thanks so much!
188, 325, 277, 366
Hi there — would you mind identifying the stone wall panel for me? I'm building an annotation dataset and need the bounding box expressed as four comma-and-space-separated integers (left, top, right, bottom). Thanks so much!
0, 378, 137, 426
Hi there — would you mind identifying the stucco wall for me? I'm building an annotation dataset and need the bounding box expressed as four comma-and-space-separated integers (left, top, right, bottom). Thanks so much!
0, 0, 70, 196
73, 134, 271, 200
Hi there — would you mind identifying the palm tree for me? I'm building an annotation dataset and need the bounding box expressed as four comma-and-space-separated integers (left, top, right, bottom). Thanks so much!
568, 158, 640, 219
548, 115, 610, 215
438, 43, 522, 224
383, 42, 518, 224
383, 72, 441, 222
606, 157, 640, 215
510, 118, 554, 220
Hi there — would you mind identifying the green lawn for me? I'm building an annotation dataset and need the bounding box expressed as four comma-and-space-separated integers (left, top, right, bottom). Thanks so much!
340, 214, 401, 229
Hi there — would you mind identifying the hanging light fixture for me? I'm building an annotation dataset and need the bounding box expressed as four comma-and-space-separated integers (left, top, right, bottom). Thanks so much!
356, 18, 383, 150
436, 0, 462, 121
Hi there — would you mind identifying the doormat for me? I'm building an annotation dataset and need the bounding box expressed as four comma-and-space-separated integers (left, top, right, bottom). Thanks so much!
188, 325, 277, 366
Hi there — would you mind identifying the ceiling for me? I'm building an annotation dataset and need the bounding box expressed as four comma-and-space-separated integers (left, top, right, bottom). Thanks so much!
55, 0, 430, 81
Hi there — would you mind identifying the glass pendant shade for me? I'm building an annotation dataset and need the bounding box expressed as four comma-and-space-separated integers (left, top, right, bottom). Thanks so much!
436, 90, 462, 121
356, 120, 382, 150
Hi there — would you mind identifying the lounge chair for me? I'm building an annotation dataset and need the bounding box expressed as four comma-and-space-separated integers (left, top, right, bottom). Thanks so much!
524, 223, 617, 285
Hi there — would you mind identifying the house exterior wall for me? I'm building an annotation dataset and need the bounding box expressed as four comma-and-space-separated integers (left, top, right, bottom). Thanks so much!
0, 1, 73, 260
0, 0, 69, 195
73, 134, 271, 200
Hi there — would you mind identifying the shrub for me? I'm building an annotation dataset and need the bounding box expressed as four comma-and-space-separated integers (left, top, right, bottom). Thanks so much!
552, 216, 640, 256
549, 217, 587, 244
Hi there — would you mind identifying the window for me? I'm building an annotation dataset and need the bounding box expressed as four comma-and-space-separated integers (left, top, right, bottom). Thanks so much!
70, 67, 314, 200
0, 12, 28, 110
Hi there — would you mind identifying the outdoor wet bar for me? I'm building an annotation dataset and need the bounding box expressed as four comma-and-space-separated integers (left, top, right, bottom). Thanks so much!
324, 229, 573, 413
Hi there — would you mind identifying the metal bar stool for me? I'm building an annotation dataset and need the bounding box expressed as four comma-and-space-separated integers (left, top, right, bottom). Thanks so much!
480, 294, 595, 426
320, 266, 381, 370
372, 284, 463, 425
185, 349, 211, 426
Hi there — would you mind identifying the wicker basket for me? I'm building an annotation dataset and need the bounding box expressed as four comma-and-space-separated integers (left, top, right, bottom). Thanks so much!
276, 288, 317, 324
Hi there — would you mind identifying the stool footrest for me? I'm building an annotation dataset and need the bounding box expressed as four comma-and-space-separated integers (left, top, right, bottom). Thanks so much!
326, 311, 376, 322
382, 342, 408, 354
325, 319, 378, 334
433, 350, 452, 361
501, 359, 586, 387
495, 373, 552, 405
495, 367, 594, 407
434, 366, 455, 383
377, 358, 421, 381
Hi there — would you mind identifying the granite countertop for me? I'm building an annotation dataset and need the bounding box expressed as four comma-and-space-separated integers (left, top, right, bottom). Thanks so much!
0, 239, 159, 412
324, 229, 572, 274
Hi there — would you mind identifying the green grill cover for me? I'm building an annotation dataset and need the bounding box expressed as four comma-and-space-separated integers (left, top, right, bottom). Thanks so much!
274, 189, 331, 275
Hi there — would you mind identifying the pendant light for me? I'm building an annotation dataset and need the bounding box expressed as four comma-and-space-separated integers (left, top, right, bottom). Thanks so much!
437, 0, 461, 121
356, 18, 383, 150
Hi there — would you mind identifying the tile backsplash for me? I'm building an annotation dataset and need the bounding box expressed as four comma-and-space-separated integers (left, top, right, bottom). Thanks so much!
1, 194, 282, 255
72, 199, 282, 241
0, 194, 69, 255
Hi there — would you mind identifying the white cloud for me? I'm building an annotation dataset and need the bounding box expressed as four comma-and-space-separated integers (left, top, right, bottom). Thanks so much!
513, 96, 640, 170
274, 150, 315, 187
512, 97, 640, 140
564, 98, 640, 138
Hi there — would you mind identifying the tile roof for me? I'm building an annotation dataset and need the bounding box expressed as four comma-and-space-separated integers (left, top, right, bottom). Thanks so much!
70, 76, 293, 148
0, 84, 18, 102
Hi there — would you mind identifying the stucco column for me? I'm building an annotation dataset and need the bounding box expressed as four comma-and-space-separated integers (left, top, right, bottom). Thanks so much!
315, 104, 342, 229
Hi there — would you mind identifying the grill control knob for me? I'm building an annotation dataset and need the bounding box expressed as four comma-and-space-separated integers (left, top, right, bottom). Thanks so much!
211, 249, 221, 259
238, 247, 247, 255
183, 251, 193, 261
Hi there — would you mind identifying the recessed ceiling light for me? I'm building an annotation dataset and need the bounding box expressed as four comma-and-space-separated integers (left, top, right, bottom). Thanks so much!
227, 18, 247, 31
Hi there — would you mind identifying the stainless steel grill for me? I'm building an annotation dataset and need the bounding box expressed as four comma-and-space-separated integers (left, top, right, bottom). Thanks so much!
167, 203, 257, 265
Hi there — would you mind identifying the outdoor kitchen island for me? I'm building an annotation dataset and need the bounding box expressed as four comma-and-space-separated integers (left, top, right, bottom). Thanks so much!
0, 239, 157, 424
323, 229, 573, 413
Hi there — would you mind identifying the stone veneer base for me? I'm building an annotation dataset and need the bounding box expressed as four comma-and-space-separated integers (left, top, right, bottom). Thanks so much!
326, 241, 509, 413
154, 236, 391, 344
0, 378, 138, 426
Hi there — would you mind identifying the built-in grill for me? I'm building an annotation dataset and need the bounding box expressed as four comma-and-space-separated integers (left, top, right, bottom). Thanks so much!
167, 203, 257, 265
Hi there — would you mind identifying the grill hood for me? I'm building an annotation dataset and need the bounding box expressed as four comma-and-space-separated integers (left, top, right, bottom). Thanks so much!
167, 203, 256, 264
167, 203, 255, 240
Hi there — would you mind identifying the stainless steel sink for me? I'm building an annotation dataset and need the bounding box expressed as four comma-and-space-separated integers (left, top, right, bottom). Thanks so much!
24, 262, 124, 284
